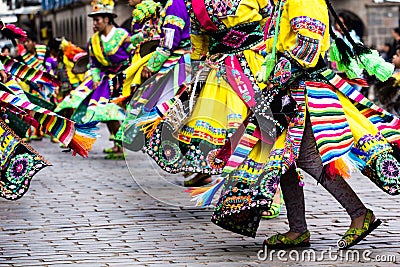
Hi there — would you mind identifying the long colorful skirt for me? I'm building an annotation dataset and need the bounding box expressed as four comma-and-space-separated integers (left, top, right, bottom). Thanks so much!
123, 49, 267, 177
212, 70, 400, 237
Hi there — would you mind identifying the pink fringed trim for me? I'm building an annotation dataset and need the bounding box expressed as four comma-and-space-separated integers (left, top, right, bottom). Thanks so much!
3, 24, 27, 42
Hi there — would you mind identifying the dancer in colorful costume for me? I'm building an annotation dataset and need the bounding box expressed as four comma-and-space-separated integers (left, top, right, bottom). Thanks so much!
120, 0, 273, 189
19, 32, 58, 101
54, 38, 93, 120
119, 0, 284, 216
211, 0, 400, 250
46, 38, 88, 115
0, 85, 98, 200
116, 0, 191, 155
0, 25, 98, 201
57, 0, 134, 159
174, 0, 275, 189
117, 0, 165, 103
0, 22, 62, 139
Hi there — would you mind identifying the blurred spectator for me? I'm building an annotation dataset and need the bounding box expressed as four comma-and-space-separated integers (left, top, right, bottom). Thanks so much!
387, 27, 400, 61
380, 43, 392, 62
1, 46, 11, 56
392, 46, 400, 73
374, 46, 400, 116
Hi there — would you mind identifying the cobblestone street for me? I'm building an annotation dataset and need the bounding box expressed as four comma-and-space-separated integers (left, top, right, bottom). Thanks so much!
1, 125, 400, 266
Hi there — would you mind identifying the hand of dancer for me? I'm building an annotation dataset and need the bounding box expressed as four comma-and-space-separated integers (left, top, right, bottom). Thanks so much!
0, 70, 8, 84
141, 66, 153, 80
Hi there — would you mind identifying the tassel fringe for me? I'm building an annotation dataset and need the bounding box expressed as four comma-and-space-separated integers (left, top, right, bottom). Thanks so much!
356, 48, 394, 82
67, 122, 99, 157
0, 23, 27, 45
137, 117, 163, 138
326, 157, 351, 180
325, 150, 368, 180
184, 178, 224, 207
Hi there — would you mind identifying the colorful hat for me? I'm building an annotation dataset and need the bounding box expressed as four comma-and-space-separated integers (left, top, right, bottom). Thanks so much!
88, 0, 117, 18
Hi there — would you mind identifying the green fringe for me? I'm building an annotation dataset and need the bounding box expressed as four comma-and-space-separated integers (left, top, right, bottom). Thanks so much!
357, 50, 394, 82
329, 42, 341, 63
344, 59, 363, 80
330, 42, 362, 79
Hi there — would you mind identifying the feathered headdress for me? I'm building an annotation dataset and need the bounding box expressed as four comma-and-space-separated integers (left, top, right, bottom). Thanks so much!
60, 38, 86, 61
0, 19, 27, 46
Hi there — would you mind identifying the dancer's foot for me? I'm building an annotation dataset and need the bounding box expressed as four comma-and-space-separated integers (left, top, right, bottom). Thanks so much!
262, 189, 283, 219
105, 152, 126, 160
103, 146, 120, 154
264, 230, 311, 249
338, 209, 381, 249
31, 135, 43, 141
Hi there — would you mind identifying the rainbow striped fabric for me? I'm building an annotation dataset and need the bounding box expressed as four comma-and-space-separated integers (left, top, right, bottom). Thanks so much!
21, 44, 47, 71
221, 121, 259, 175
306, 81, 354, 165
0, 91, 75, 145
0, 55, 60, 92
321, 69, 400, 147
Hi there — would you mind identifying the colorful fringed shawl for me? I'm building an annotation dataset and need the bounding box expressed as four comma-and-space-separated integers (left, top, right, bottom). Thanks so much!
0, 55, 61, 92
21, 44, 47, 71
0, 91, 75, 144
0, 91, 98, 157
0, 118, 50, 200
306, 81, 354, 164
320, 70, 400, 152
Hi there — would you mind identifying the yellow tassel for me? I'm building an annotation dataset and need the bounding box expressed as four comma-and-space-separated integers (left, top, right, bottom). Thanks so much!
137, 117, 163, 138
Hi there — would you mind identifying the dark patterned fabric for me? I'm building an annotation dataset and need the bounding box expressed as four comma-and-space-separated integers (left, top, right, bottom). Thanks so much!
0, 119, 50, 200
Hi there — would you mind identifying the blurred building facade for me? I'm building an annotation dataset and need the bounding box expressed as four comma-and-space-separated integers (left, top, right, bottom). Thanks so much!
334, 0, 400, 48
39, 0, 131, 47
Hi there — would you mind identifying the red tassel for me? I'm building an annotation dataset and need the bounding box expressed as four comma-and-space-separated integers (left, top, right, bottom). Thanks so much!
67, 133, 96, 157
325, 158, 350, 180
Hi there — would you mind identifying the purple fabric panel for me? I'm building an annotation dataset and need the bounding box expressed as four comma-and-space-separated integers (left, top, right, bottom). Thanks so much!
89, 77, 110, 104
178, 56, 186, 85
162, 0, 190, 50
45, 57, 57, 74
89, 35, 131, 72
107, 41, 131, 65
132, 21, 143, 33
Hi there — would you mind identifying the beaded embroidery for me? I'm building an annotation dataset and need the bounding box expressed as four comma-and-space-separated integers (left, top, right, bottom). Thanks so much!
221, 30, 248, 48
0, 119, 49, 200
164, 15, 186, 29
290, 16, 326, 36
211, 0, 243, 17
355, 132, 400, 195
